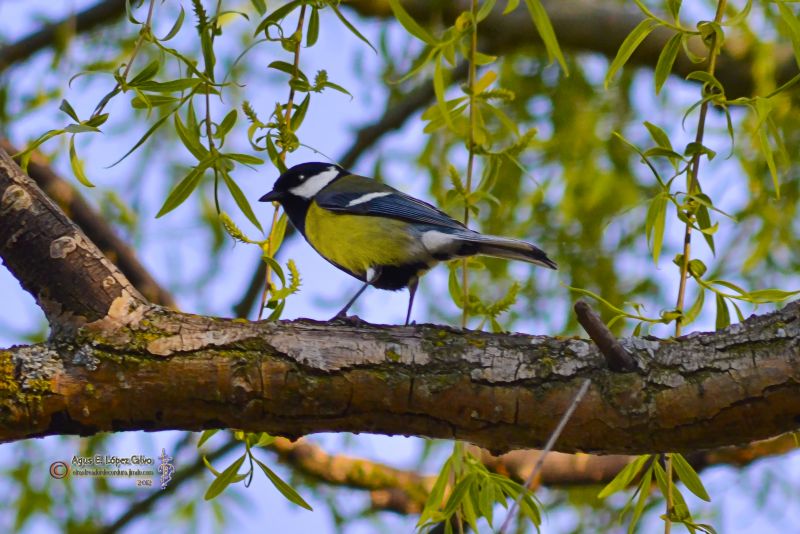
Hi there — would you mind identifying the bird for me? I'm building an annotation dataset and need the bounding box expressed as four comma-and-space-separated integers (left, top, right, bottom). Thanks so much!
259, 162, 557, 325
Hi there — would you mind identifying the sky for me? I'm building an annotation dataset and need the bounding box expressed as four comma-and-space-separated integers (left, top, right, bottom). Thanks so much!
0, 1, 799, 533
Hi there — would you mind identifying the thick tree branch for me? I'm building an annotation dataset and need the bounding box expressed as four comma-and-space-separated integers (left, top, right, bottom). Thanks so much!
345, 0, 798, 99
0, 140, 174, 308
2, 147, 799, 456
0, 148, 146, 333
274, 432, 799, 515
0, 300, 798, 453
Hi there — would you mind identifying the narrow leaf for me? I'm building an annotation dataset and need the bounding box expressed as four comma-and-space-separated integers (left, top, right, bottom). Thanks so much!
387, 0, 437, 45
523, 0, 569, 73
69, 136, 95, 187
605, 19, 659, 88
254, 457, 313, 510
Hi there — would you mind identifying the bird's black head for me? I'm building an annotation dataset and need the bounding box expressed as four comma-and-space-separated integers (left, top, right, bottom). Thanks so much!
259, 162, 347, 204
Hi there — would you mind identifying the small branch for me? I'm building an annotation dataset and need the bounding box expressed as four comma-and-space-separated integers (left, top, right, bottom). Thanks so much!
498, 378, 591, 534
573, 300, 636, 372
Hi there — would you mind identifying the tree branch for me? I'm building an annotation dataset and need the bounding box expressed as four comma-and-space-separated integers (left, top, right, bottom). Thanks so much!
0, 148, 146, 333
0, 299, 798, 454
345, 0, 798, 99
0, 140, 175, 308
2, 147, 799, 456
0, 0, 126, 72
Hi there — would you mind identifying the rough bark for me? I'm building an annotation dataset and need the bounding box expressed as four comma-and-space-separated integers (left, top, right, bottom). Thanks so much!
1, 145, 799, 454
0, 140, 175, 308
0, 300, 798, 453
0, 149, 146, 334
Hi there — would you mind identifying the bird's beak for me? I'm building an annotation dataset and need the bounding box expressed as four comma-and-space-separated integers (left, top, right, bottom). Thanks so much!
259, 190, 283, 202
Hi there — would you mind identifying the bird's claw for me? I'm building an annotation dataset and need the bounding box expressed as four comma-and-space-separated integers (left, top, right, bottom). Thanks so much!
329, 313, 366, 326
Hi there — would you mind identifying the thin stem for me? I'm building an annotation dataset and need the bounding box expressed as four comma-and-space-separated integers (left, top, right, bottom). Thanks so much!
673, 0, 727, 337
669, 2, 727, 532
461, 0, 479, 330
498, 379, 592, 534
664, 453, 674, 534
258, 4, 308, 320
93, 0, 156, 118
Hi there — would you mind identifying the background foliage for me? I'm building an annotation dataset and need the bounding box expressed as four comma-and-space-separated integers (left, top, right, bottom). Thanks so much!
1, 0, 799, 532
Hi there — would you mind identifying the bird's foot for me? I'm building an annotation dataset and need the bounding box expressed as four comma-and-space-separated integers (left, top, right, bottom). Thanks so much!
329, 313, 367, 326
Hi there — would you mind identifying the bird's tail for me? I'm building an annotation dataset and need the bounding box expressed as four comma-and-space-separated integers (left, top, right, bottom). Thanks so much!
459, 233, 557, 270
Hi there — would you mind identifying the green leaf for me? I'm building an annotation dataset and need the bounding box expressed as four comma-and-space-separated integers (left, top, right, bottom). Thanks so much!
683, 287, 704, 326
59, 99, 80, 122
655, 32, 682, 94
306, 7, 320, 47
747, 288, 800, 303
476, 0, 498, 22
523, 0, 568, 73
643, 121, 672, 150
628, 468, 653, 534
217, 109, 238, 140
160, 6, 185, 41
69, 136, 94, 187
156, 156, 215, 218
131, 94, 178, 109
254, 0, 301, 35
443, 474, 475, 517
433, 56, 456, 132
254, 457, 313, 510
221, 170, 264, 231
175, 110, 208, 160
473, 70, 497, 94
291, 94, 310, 131
328, 1, 377, 52
225, 153, 264, 166
604, 18, 659, 88
672, 453, 710, 502
599, 455, 650, 498
387, 0, 437, 45
688, 258, 707, 278
715, 293, 731, 330
696, 204, 716, 254
754, 97, 780, 198
128, 59, 160, 85
645, 193, 667, 265
135, 78, 202, 92
198, 429, 219, 447
268, 60, 307, 81
204, 454, 246, 500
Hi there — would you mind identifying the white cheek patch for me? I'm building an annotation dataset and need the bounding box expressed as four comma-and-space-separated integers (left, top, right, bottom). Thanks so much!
289, 166, 339, 198
347, 192, 391, 207
421, 230, 457, 253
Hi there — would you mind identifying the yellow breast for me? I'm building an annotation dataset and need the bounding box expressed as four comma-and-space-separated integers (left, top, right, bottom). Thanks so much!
304, 202, 425, 278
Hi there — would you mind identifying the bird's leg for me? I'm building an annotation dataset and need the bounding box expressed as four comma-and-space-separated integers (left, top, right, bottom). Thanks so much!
405, 277, 419, 326
333, 282, 370, 320
331, 267, 380, 322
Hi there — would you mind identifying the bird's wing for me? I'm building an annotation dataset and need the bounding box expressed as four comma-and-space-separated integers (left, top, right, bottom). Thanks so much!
314, 175, 467, 231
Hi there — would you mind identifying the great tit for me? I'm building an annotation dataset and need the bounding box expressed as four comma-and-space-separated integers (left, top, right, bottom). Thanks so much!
259, 162, 556, 325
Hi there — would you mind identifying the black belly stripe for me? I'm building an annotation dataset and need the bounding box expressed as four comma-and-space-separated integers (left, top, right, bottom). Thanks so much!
372, 262, 430, 290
